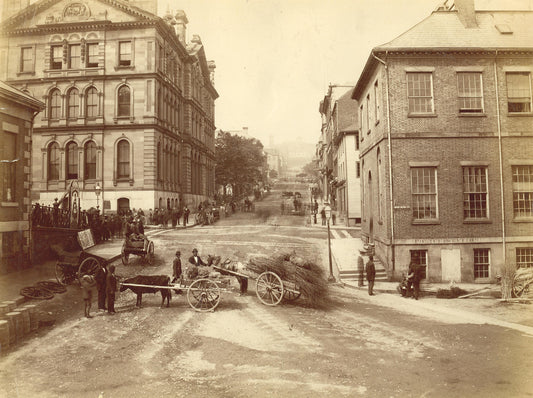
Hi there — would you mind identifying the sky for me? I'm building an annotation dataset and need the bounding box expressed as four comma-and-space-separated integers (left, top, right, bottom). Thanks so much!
158, 0, 531, 146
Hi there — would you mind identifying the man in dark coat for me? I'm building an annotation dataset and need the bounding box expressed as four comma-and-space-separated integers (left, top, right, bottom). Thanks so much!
366, 255, 376, 296
188, 248, 206, 266
357, 249, 366, 287
407, 262, 423, 300
106, 265, 118, 314
94, 263, 108, 311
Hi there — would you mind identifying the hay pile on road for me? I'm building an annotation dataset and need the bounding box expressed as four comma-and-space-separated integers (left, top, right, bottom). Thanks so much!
246, 252, 328, 307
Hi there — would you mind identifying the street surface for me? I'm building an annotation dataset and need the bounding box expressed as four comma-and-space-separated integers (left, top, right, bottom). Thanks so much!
1, 186, 532, 397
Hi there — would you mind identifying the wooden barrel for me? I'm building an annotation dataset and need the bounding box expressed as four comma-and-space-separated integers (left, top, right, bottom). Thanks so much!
0, 320, 9, 352
5, 312, 21, 344
3, 301, 16, 312
22, 305, 38, 331
18, 307, 31, 335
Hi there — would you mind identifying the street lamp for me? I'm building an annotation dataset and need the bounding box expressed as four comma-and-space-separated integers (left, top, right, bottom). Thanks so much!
95, 182, 101, 211
324, 203, 335, 282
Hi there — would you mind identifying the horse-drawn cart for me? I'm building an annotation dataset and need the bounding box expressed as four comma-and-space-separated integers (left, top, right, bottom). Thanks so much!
121, 234, 154, 265
513, 267, 533, 298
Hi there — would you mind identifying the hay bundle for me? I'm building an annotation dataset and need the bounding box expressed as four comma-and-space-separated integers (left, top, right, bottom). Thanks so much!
247, 252, 328, 307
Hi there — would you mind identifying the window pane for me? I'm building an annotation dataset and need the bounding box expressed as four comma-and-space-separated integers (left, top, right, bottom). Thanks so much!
50, 90, 61, 119
512, 165, 533, 217
119, 41, 131, 66
407, 73, 433, 113
463, 167, 488, 219
507, 73, 532, 113
87, 43, 98, 67
117, 140, 130, 178
86, 87, 98, 117
48, 143, 60, 180
457, 72, 483, 112
84, 141, 96, 179
117, 86, 130, 116
2, 133, 17, 201
516, 248, 533, 268
411, 167, 437, 219
68, 89, 79, 119
66, 142, 78, 179
51, 46, 62, 69
69, 44, 80, 69
474, 248, 490, 278
21, 47, 33, 72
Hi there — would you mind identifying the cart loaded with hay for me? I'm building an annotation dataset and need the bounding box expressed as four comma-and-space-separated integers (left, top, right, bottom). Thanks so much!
213, 252, 328, 307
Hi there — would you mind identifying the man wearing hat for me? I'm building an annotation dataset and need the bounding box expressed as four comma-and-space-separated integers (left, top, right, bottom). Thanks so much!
357, 248, 366, 287
188, 248, 206, 267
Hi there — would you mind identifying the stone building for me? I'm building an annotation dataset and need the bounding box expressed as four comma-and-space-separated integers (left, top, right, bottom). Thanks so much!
353, 1, 533, 282
0, 81, 44, 273
0, 0, 218, 214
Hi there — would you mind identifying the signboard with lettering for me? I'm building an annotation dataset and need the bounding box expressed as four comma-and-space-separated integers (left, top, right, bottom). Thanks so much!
77, 229, 95, 250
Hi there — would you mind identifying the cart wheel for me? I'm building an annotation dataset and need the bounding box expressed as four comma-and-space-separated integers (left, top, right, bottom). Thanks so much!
256, 271, 284, 306
36, 281, 67, 294
78, 257, 101, 281
20, 286, 54, 300
121, 246, 129, 265
187, 278, 221, 312
146, 241, 155, 265
55, 262, 70, 286
283, 287, 301, 302
512, 278, 529, 298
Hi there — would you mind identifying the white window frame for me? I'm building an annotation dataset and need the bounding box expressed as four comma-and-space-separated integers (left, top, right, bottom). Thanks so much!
457, 72, 484, 113
462, 166, 489, 220
506, 72, 532, 113
512, 165, 533, 219
473, 248, 490, 279
407, 72, 434, 115
410, 167, 438, 221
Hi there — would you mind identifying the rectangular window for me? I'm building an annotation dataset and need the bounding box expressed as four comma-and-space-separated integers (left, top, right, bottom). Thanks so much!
457, 72, 483, 113
507, 72, 532, 113
356, 161, 360, 178
355, 132, 359, 150
68, 44, 80, 69
50, 45, 62, 70
407, 72, 433, 114
374, 80, 380, 122
20, 47, 33, 72
119, 41, 132, 66
512, 165, 533, 218
516, 248, 533, 268
463, 166, 488, 219
411, 167, 437, 220
474, 249, 490, 278
359, 105, 364, 134
410, 250, 427, 279
366, 95, 370, 134
86, 43, 98, 67
2, 131, 17, 202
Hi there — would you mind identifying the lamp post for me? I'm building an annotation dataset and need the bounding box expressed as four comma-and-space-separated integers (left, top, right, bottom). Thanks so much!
324, 203, 335, 282
95, 182, 101, 211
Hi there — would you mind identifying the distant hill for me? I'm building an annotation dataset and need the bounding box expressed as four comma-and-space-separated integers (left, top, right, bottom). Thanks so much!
275, 141, 315, 172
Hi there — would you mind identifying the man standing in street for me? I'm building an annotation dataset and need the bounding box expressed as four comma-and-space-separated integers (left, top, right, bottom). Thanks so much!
106, 265, 118, 314
366, 255, 376, 296
357, 249, 366, 287
94, 263, 108, 311
183, 205, 190, 227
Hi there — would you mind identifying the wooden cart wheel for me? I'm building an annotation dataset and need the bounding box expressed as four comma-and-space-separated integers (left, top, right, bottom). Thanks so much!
78, 257, 101, 281
55, 262, 70, 286
512, 278, 529, 298
145, 241, 155, 265
283, 287, 301, 302
20, 286, 54, 300
187, 278, 221, 312
256, 271, 284, 306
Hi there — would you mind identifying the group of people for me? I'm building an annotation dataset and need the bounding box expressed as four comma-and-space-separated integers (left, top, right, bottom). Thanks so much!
80, 263, 118, 318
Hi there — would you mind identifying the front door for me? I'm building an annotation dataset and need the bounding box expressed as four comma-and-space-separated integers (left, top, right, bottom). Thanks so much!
441, 248, 461, 282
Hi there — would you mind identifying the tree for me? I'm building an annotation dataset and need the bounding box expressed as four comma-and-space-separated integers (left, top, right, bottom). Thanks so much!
302, 159, 320, 181
215, 131, 266, 197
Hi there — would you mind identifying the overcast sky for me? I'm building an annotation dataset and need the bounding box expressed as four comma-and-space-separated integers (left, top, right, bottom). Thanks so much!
159, 0, 531, 146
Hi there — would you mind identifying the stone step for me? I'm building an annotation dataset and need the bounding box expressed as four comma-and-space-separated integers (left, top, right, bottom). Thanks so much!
339, 269, 388, 281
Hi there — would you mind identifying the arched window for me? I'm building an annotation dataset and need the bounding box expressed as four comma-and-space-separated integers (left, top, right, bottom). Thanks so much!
49, 89, 61, 119
86, 87, 98, 118
84, 141, 96, 180
48, 142, 60, 180
67, 88, 79, 119
66, 141, 78, 179
117, 139, 130, 179
117, 85, 130, 117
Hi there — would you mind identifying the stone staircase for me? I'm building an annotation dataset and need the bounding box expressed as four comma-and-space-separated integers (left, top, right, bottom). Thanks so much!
339, 259, 388, 282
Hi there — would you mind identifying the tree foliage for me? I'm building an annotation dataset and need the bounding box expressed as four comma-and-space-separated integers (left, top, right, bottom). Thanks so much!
302, 159, 320, 181
215, 131, 266, 196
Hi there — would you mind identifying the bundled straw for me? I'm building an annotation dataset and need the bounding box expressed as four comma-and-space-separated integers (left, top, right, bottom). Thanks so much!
247, 252, 328, 307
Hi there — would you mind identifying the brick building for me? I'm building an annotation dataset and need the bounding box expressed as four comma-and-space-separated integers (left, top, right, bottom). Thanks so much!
0, 0, 218, 214
0, 81, 44, 273
353, 1, 533, 282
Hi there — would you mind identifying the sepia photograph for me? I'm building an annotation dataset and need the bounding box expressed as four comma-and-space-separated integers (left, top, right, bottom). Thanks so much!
0, 0, 532, 396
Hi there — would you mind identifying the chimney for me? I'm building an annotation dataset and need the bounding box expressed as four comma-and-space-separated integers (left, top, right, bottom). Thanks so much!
454, 0, 478, 28
175, 10, 188, 44
2, 0, 30, 21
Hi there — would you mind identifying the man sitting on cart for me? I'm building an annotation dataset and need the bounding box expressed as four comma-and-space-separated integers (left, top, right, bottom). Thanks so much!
125, 216, 145, 244
188, 248, 206, 266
